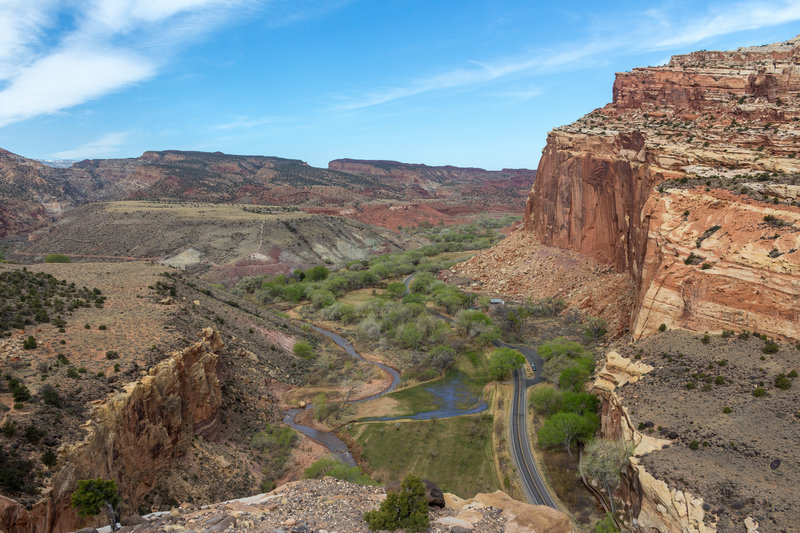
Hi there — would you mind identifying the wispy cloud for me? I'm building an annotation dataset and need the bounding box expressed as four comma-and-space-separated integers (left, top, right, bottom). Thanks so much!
0, 0, 255, 128
209, 115, 277, 130
334, 0, 800, 110
53, 131, 130, 159
650, 1, 800, 48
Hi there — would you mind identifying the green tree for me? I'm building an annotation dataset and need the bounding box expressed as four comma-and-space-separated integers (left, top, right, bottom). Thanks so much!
386, 281, 407, 298
561, 391, 599, 415
364, 475, 429, 533
71, 478, 120, 531
537, 412, 597, 458
304, 265, 330, 282
487, 347, 526, 381
529, 386, 562, 417
538, 337, 584, 359
395, 321, 423, 349
456, 309, 492, 336
579, 439, 634, 515
593, 513, 620, 533
22, 336, 37, 349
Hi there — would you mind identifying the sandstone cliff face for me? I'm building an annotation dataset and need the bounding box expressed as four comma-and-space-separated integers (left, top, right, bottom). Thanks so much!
0, 329, 223, 533
592, 352, 716, 533
525, 35, 800, 342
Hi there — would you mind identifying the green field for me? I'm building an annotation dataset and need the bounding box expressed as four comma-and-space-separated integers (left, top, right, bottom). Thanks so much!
349, 414, 499, 498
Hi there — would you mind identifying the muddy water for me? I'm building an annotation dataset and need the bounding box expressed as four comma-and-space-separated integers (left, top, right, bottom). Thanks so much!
282, 323, 400, 465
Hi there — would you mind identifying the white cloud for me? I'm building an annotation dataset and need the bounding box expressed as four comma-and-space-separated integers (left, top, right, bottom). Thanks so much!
650, 1, 800, 48
334, 0, 800, 110
53, 131, 130, 159
0, 48, 153, 128
0, 0, 254, 128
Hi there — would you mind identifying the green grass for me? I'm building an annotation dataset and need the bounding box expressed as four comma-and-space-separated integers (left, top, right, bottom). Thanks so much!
387, 351, 489, 416
350, 414, 499, 498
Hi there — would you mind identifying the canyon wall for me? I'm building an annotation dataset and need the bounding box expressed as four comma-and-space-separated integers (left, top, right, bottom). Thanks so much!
525, 35, 800, 342
592, 352, 716, 533
0, 328, 222, 533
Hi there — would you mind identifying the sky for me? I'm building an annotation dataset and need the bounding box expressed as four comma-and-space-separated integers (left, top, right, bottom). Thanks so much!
0, 1, 799, 170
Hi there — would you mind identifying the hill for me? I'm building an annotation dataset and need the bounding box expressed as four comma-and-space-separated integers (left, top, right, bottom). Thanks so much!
0, 150, 534, 238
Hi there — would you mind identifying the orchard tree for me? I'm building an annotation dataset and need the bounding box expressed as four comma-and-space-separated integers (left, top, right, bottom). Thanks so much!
487, 347, 526, 381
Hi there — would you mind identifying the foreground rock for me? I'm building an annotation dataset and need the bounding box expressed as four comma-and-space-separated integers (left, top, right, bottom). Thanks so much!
103, 478, 570, 533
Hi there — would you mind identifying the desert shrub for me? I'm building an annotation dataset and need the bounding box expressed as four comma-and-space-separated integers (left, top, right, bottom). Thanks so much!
689, 440, 700, 450
583, 316, 607, 341
658, 323, 667, 332
309, 289, 336, 309
252, 423, 297, 490
722, 406, 732, 414
0, 445, 33, 493
24, 424, 44, 443
594, 513, 620, 533
775, 374, 792, 390
752, 387, 766, 397
1, 420, 17, 437
700, 334, 710, 344
788, 370, 798, 378
715, 376, 725, 385
762, 341, 779, 354
293, 340, 314, 359
44, 254, 71, 263
320, 302, 357, 324
313, 393, 329, 422
363, 475, 429, 533
67, 367, 79, 379
22, 336, 36, 349
71, 478, 120, 524
105, 350, 119, 360
40, 384, 61, 407
42, 449, 57, 467
304, 456, 374, 485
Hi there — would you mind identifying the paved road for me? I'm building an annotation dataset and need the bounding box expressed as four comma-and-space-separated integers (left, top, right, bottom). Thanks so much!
495, 341, 557, 508
405, 273, 558, 507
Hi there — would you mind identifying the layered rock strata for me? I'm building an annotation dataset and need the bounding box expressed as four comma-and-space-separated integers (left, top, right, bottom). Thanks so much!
0, 328, 223, 533
525, 35, 800, 342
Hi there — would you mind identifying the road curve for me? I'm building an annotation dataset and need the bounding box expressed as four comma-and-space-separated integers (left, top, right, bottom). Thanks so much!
495, 343, 557, 508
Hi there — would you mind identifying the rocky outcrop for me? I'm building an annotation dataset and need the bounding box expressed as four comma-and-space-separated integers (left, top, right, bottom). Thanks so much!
592, 352, 716, 533
444, 490, 572, 533
0, 329, 223, 533
525, 34, 800, 342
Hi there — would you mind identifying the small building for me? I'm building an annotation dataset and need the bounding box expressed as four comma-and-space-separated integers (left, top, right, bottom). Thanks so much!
489, 298, 504, 305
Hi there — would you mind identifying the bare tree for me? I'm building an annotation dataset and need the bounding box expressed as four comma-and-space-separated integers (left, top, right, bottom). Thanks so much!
579, 439, 634, 514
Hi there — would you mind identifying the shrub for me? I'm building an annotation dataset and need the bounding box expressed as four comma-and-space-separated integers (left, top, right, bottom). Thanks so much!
293, 341, 314, 359
304, 265, 330, 282
538, 338, 584, 359
105, 350, 119, 360
98, 325, 107, 331
1, 420, 17, 437
594, 513, 620, 533
788, 370, 798, 378
715, 376, 725, 385
658, 323, 667, 332
775, 374, 791, 390
44, 254, 71, 263
40, 384, 61, 407
700, 334, 710, 344
752, 387, 766, 398
67, 367, 79, 379
22, 336, 36, 350
529, 386, 563, 417
42, 449, 57, 467
689, 440, 700, 450
722, 406, 732, 414
363, 475, 429, 533
762, 341, 779, 354
583, 316, 607, 341
304, 456, 374, 485
23, 424, 44, 443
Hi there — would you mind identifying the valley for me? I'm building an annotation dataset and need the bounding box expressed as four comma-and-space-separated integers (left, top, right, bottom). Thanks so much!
1, 31, 799, 533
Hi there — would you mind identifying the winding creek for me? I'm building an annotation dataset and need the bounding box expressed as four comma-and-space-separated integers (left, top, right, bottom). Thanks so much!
281, 322, 487, 465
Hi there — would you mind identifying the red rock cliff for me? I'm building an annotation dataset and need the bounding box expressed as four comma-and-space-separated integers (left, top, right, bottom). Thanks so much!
525, 35, 800, 341
0, 329, 223, 533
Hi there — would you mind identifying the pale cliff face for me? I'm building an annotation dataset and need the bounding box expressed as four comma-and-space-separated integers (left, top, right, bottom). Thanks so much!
525, 34, 800, 342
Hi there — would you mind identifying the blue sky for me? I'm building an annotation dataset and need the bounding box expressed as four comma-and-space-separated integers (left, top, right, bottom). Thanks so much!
0, 0, 799, 170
